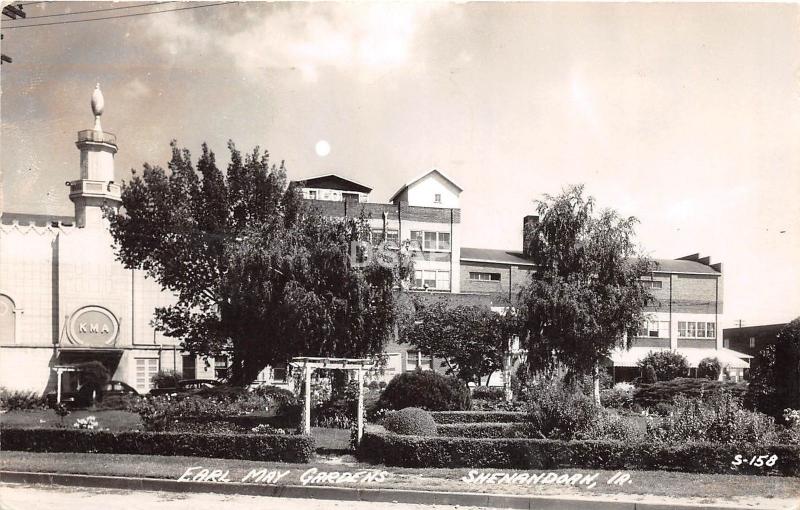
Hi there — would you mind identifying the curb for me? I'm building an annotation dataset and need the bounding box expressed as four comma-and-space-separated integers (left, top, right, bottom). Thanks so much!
0, 470, 791, 510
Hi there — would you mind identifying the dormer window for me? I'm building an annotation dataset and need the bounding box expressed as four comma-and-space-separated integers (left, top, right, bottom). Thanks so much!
434, 193, 442, 204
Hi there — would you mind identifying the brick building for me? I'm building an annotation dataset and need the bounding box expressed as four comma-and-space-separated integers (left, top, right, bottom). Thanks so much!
723, 323, 786, 372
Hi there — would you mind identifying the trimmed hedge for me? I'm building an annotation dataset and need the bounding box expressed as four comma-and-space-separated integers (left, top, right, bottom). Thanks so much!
436, 422, 522, 439
357, 431, 800, 476
1, 427, 315, 463
430, 411, 526, 424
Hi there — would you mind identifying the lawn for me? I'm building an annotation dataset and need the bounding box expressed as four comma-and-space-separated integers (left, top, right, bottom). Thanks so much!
1, 451, 798, 504
1, 409, 142, 431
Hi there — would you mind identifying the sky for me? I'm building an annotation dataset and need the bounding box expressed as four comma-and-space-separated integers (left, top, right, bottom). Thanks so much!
1, 1, 798, 328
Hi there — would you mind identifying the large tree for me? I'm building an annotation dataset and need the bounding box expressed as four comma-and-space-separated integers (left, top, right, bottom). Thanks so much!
747, 317, 800, 418
108, 141, 407, 385
399, 298, 520, 386
518, 185, 655, 403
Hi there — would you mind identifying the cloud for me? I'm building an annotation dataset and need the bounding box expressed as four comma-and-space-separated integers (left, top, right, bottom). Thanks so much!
123, 78, 151, 100
146, 3, 438, 81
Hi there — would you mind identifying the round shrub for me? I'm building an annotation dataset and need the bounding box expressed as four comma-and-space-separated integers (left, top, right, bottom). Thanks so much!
698, 357, 722, 380
383, 407, 437, 436
638, 351, 688, 381
376, 370, 471, 412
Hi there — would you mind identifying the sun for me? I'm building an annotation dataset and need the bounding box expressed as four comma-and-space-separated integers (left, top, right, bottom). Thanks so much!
315, 140, 331, 157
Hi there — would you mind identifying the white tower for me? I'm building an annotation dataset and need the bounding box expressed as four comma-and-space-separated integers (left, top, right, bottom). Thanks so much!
68, 83, 121, 229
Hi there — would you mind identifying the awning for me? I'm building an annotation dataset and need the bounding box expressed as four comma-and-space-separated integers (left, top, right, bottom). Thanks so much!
610, 347, 752, 369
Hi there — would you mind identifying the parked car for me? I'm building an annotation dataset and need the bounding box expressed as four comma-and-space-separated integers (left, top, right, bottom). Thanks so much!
149, 378, 222, 396
46, 380, 139, 408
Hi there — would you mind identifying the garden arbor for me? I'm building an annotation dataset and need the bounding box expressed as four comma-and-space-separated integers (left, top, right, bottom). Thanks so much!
289, 357, 375, 443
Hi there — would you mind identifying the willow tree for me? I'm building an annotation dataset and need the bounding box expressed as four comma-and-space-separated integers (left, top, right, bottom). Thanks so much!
108, 141, 407, 385
518, 185, 655, 403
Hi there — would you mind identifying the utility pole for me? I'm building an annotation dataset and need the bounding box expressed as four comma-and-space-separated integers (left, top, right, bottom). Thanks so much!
1, 3, 26, 64
735, 319, 745, 328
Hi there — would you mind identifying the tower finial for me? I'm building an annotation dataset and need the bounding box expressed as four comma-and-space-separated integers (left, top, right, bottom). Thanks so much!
91, 83, 105, 131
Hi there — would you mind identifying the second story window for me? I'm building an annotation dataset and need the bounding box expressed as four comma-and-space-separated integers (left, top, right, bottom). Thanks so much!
678, 321, 716, 339
749, 337, 756, 348
411, 231, 451, 251
434, 193, 442, 204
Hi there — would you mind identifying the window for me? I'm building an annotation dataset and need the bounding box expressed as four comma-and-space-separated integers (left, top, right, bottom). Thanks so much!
406, 350, 433, 371
385, 230, 399, 244
434, 193, 442, 204
678, 321, 717, 339
410, 231, 451, 251
641, 280, 663, 289
135, 358, 159, 392
182, 355, 196, 379
470, 272, 501, 282
724, 338, 730, 348
309, 190, 317, 200
749, 337, 756, 349
214, 355, 229, 380
638, 320, 669, 338
413, 270, 450, 290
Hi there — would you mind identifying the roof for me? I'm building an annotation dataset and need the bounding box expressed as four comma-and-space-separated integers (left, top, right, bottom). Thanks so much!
652, 258, 721, 275
389, 169, 463, 203
460, 247, 536, 266
1, 212, 75, 226
459, 248, 720, 275
610, 347, 752, 369
291, 174, 372, 194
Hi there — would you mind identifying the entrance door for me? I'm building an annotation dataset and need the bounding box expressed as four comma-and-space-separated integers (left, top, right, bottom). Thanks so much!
135, 358, 159, 393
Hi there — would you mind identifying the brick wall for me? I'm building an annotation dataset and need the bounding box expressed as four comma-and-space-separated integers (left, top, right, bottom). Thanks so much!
459, 261, 533, 303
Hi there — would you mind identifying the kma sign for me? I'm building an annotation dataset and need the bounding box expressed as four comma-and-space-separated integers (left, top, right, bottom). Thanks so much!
67, 305, 119, 347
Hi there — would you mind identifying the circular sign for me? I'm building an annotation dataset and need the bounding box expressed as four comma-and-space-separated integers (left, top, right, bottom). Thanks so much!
68, 305, 119, 347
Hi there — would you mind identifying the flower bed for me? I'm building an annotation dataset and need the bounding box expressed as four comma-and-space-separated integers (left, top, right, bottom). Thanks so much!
430, 411, 526, 424
357, 428, 800, 476
1, 427, 315, 463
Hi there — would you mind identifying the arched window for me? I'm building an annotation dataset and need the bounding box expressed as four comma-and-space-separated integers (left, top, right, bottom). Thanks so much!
0, 294, 15, 345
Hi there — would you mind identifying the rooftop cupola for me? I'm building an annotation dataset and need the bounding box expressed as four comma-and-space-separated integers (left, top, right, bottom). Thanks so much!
68, 83, 121, 229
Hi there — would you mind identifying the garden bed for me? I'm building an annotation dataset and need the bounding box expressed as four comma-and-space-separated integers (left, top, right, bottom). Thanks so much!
358, 428, 800, 476
1, 427, 315, 463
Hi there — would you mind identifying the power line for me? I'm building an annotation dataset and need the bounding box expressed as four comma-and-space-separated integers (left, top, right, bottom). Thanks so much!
0, 1, 236, 29
4, 2, 176, 21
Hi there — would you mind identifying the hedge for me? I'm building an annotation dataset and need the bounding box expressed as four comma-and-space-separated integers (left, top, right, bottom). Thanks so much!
436, 422, 522, 439
430, 411, 526, 424
1, 428, 315, 463
357, 431, 800, 476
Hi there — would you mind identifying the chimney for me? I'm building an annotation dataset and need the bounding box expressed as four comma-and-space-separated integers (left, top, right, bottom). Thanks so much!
523, 215, 539, 258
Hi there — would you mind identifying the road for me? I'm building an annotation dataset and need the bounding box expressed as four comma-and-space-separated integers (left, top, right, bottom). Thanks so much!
0, 483, 489, 510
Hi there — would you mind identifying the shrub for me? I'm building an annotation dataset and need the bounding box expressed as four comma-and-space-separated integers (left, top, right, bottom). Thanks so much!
251, 385, 297, 412
383, 407, 437, 436
600, 384, 634, 410
646, 391, 779, 445
1, 427, 315, 462
697, 357, 722, 380
634, 378, 747, 408
73, 362, 111, 403
525, 378, 602, 440
375, 370, 471, 413
472, 386, 504, 401
641, 365, 658, 384
151, 370, 181, 389
357, 431, 800, 475
0, 388, 45, 411
436, 422, 526, 439
94, 394, 141, 411
430, 411, 527, 424
638, 351, 689, 381
132, 393, 283, 431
